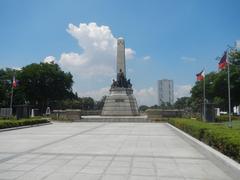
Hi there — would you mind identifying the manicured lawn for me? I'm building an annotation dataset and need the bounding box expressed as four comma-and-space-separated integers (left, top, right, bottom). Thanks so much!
0, 117, 50, 129
222, 120, 240, 130
212, 120, 240, 130
168, 118, 240, 163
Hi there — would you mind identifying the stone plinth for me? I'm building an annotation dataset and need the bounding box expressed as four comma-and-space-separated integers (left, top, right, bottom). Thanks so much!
52, 109, 81, 121
102, 87, 139, 116
77, 115, 149, 122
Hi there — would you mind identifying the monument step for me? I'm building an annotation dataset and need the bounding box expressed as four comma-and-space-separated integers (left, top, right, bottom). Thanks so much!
74, 116, 151, 122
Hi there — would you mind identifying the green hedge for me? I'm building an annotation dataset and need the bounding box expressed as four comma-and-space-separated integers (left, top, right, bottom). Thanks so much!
168, 118, 240, 163
0, 119, 50, 129
215, 115, 240, 122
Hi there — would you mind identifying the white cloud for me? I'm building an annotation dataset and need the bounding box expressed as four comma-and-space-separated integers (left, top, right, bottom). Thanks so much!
134, 87, 157, 106
59, 22, 135, 78
174, 84, 192, 100
43, 56, 56, 64
181, 56, 197, 63
12, 67, 22, 70
76, 86, 157, 106
125, 48, 135, 60
77, 87, 109, 100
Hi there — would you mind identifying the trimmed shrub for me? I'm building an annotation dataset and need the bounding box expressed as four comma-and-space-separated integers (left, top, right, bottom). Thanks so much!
168, 118, 240, 163
0, 119, 50, 129
215, 115, 240, 122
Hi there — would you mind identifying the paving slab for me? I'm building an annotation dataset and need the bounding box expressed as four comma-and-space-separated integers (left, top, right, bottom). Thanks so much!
0, 122, 236, 179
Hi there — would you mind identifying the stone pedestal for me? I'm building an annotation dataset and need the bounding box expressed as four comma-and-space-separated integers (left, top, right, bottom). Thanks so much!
102, 87, 139, 116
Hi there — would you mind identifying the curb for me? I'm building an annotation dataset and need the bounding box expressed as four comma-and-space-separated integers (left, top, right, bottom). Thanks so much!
0, 122, 52, 132
167, 123, 240, 180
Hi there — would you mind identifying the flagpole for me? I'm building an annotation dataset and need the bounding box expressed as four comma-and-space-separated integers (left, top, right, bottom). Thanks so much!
227, 51, 232, 128
10, 80, 14, 116
203, 69, 206, 121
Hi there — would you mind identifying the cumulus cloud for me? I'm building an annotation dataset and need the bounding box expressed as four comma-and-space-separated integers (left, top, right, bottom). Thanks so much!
134, 87, 157, 106
43, 56, 56, 64
76, 86, 157, 106
125, 48, 135, 60
12, 67, 22, 70
181, 56, 197, 63
77, 87, 109, 100
59, 22, 135, 78
174, 84, 192, 100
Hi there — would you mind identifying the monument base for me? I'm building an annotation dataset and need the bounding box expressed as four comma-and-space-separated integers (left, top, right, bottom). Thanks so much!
76, 115, 150, 122
101, 87, 139, 116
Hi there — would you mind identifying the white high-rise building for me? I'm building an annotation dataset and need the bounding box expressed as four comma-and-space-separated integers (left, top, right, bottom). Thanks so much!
235, 40, 240, 50
158, 79, 174, 106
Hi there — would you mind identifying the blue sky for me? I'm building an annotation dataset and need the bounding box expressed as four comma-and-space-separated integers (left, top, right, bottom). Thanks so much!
1, 0, 240, 105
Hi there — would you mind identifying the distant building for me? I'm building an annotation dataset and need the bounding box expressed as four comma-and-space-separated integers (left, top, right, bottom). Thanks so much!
235, 40, 240, 50
158, 79, 174, 106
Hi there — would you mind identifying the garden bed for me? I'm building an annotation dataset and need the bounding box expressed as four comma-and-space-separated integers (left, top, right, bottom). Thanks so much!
168, 118, 240, 163
0, 118, 50, 129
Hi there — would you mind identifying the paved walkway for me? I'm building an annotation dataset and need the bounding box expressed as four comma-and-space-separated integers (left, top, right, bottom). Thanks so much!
0, 122, 233, 180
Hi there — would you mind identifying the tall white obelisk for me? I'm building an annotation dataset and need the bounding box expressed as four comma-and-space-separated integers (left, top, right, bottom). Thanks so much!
117, 38, 126, 77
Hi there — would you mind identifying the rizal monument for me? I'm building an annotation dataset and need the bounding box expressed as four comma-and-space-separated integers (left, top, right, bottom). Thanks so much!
82, 37, 148, 122
101, 37, 139, 116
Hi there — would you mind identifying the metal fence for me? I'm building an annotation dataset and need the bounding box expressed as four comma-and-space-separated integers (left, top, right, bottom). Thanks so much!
0, 108, 12, 118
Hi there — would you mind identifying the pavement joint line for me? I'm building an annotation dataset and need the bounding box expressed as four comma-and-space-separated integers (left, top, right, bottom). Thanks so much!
70, 155, 97, 180
151, 140, 159, 177
0, 123, 107, 164
82, 133, 176, 137
26, 152, 207, 160
15, 153, 59, 180
126, 135, 139, 180
40, 154, 79, 180
98, 133, 130, 179
98, 154, 114, 180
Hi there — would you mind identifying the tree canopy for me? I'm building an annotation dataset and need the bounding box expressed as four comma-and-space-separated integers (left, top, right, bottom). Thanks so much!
0, 63, 108, 113
18, 63, 73, 109
190, 51, 240, 112
0, 63, 74, 112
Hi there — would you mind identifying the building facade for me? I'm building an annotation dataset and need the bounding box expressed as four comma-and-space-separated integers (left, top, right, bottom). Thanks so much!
235, 40, 240, 50
158, 79, 174, 106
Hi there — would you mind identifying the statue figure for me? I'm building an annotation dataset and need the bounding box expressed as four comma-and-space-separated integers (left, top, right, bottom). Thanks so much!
127, 79, 132, 88
111, 68, 133, 89
111, 79, 118, 88
117, 69, 125, 87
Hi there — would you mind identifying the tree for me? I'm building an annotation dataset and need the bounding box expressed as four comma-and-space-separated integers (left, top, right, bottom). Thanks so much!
229, 50, 240, 66
191, 72, 218, 112
18, 63, 73, 112
95, 96, 106, 110
0, 68, 13, 107
139, 105, 149, 112
81, 97, 95, 110
174, 97, 191, 109
0, 68, 25, 107
212, 65, 240, 109
190, 53, 240, 112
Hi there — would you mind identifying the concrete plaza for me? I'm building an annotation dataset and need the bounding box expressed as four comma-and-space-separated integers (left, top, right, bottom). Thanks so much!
0, 122, 234, 180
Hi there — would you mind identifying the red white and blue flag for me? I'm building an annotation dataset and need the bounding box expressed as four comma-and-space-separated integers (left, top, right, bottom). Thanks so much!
196, 70, 205, 81
12, 76, 17, 88
218, 51, 228, 70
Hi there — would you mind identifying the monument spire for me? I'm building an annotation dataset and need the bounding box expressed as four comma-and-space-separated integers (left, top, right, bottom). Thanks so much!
117, 37, 126, 78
